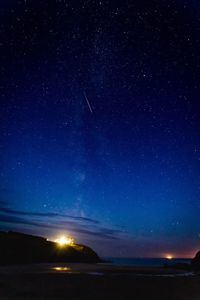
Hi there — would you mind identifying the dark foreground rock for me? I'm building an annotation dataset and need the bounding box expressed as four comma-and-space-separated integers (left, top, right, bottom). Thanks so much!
0, 231, 101, 265
191, 251, 200, 270
164, 263, 191, 271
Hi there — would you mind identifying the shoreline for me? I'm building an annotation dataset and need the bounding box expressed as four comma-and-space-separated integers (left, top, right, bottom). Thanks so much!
0, 262, 195, 277
0, 263, 199, 299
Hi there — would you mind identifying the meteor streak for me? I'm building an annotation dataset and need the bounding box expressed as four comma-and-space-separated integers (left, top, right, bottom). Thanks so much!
83, 91, 93, 114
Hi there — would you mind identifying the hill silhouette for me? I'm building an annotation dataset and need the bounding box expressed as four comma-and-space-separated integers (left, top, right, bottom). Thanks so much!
191, 251, 200, 270
0, 231, 101, 265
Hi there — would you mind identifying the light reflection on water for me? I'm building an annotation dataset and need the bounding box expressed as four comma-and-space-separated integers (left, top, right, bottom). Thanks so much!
52, 267, 71, 272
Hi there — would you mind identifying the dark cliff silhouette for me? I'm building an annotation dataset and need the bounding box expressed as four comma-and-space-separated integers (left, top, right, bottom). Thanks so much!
191, 251, 200, 270
0, 231, 101, 265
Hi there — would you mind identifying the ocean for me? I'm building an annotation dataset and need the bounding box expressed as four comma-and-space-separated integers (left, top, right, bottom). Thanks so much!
104, 257, 191, 267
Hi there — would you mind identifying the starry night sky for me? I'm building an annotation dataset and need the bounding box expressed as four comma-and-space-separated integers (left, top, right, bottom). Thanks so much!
1, 0, 200, 258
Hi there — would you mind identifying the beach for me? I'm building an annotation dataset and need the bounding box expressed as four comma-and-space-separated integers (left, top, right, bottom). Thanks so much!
0, 263, 199, 299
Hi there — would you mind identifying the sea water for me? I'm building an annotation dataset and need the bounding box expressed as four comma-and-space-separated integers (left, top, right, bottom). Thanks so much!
104, 257, 191, 267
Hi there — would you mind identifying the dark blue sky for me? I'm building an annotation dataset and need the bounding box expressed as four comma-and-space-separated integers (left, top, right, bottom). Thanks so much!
1, 0, 200, 257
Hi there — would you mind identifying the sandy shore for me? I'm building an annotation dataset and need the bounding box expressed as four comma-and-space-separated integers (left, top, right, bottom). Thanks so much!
0, 263, 199, 299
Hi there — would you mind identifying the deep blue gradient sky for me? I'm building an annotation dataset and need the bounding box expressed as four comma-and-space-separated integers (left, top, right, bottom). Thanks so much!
1, 0, 200, 257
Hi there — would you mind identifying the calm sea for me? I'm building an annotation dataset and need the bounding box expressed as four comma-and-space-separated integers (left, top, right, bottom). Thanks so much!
103, 257, 191, 267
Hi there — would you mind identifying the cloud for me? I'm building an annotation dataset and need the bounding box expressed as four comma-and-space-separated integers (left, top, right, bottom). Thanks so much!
0, 201, 122, 241
0, 213, 54, 229
0, 207, 99, 224
0, 213, 119, 240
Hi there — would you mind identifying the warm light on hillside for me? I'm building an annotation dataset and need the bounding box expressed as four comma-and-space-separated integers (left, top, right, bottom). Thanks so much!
54, 236, 74, 247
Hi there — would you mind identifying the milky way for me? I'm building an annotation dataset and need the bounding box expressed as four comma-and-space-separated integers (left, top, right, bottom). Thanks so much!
1, 0, 200, 257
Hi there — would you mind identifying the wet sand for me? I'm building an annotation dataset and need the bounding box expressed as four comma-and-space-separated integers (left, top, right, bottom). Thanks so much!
0, 263, 199, 299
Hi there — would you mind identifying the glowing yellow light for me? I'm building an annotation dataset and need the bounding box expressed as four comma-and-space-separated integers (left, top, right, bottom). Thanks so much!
54, 236, 74, 246
166, 255, 173, 260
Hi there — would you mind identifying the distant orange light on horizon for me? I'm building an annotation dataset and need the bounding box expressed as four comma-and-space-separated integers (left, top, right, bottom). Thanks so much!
162, 249, 197, 259
166, 255, 173, 260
